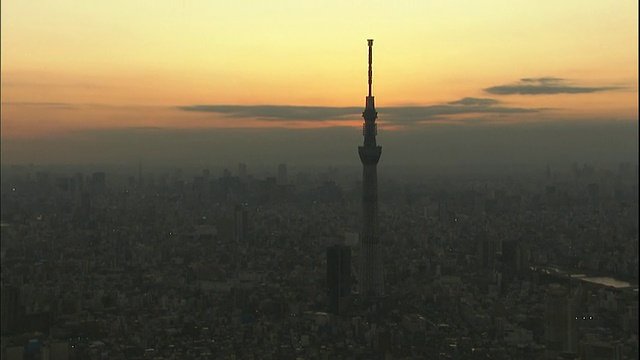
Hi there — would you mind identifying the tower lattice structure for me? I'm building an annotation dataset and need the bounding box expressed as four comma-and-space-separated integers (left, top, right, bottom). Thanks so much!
358, 39, 384, 297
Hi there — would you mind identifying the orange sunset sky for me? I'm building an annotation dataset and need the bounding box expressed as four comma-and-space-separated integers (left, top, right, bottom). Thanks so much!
1, 1, 638, 166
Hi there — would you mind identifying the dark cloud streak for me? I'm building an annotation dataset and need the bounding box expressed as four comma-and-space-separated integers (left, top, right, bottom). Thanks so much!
178, 98, 540, 123
447, 97, 501, 106
178, 105, 361, 121
485, 77, 622, 95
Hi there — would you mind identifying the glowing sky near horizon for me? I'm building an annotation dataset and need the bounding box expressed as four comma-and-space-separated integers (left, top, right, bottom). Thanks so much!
0, 1, 637, 165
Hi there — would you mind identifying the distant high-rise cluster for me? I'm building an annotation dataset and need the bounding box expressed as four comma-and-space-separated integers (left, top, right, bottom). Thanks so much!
358, 39, 384, 297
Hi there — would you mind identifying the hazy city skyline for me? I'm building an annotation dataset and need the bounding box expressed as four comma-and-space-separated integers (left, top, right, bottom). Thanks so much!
1, 1, 637, 166
2, 3, 638, 356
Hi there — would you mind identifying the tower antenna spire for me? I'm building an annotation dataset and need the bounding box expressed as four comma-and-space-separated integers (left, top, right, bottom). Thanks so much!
367, 39, 373, 97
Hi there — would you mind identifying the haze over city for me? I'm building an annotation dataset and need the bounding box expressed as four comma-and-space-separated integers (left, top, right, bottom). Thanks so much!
1, 2, 638, 359
1, 1, 637, 167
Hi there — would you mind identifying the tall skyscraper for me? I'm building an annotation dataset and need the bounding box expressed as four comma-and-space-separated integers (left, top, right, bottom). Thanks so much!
75, 172, 84, 192
358, 39, 384, 297
327, 245, 352, 314
277, 163, 288, 185
78, 192, 92, 224
500, 240, 525, 279
238, 163, 247, 182
91, 172, 106, 194
234, 204, 248, 242
479, 238, 500, 270
1, 285, 20, 335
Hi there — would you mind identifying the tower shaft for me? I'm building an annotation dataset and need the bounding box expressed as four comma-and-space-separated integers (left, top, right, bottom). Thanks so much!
358, 39, 384, 297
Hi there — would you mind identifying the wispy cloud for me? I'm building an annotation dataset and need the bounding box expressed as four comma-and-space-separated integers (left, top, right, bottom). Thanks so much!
485, 77, 622, 95
2, 102, 78, 110
381, 103, 537, 123
2, 102, 170, 111
178, 105, 361, 121
178, 97, 540, 124
447, 97, 501, 106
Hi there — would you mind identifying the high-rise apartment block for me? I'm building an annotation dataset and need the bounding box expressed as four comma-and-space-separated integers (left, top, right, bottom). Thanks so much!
327, 245, 352, 314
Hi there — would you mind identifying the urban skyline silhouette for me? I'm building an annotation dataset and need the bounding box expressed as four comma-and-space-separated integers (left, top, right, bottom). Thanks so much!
1, 1, 638, 358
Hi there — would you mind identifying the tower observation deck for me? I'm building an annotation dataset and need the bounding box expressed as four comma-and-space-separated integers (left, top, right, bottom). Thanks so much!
358, 39, 384, 297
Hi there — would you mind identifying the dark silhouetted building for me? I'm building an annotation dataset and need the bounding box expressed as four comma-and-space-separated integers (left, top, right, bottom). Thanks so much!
36, 171, 50, 189
479, 238, 499, 270
78, 192, 92, 224
1, 285, 20, 335
277, 163, 288, 185
545, 284, 578, 359
501, 240, 523, 273
75, 172, 84, 192
91, 172, 106, 194
238, 163, 247, 181
55, 177, 71, 192
234, 204, 248, 242
581, 341, 622, 360
327, 245, 352, 314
